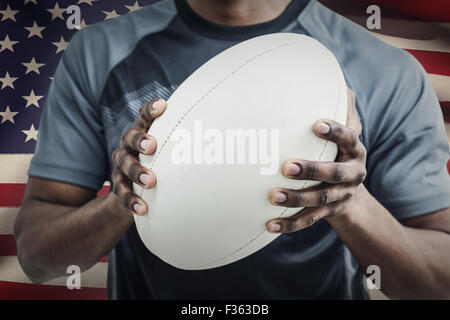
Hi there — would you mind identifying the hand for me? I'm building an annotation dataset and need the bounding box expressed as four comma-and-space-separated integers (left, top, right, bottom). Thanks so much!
266, 89, 367, 233
110, 99, 167, 216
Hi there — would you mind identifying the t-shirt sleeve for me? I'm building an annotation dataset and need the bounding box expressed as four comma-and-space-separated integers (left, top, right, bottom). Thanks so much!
364, 51, 450, 220
28, 31, 109, 191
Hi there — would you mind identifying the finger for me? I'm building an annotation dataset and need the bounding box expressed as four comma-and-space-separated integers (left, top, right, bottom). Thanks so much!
121, 127, 157, 155
266, 203, 340, 234
112, 148, 156, 189
281, 159, 367, 184
269, 185, 354, 208
346, 88, 362, 136
111, 169, 148, 215
312, 119, 365, 158
134, 99, 167, 131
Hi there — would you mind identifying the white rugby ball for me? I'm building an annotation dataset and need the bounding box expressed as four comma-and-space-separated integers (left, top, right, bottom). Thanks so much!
134, 33, 347, 270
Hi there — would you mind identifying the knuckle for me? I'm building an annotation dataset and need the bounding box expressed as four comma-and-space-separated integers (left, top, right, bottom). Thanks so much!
357, 168, 367, 183
111, 168, 121, 181
293, 191, 302, 207
117, 152, 129, 169
141, 99, 158, 119
112, 149, 119, 163
112, 148, 125, 166
319, 190, 329, 207
112, 180, 126, 197
139, 101, 152, 116
128, 162, 143, 182
122, 192, 135, 210
131, 131, 145, 151
286, 219, 298, 233
334, 164, 346, 182
330, 123, 344, 139
350, 129, 358, 148
305, 161, 318, 180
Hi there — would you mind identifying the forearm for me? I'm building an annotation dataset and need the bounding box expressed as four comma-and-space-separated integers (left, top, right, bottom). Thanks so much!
15, 193, 133, 283
327, 186, 450, 299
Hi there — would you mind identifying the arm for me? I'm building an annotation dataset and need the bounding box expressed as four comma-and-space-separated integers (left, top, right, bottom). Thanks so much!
266, 90, 450, 299
14, 99, 167, 284
329, 190, 450, 299
14, 179, 133, 284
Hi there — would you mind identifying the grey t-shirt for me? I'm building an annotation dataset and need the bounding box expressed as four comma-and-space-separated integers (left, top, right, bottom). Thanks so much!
28, 0, 450, 299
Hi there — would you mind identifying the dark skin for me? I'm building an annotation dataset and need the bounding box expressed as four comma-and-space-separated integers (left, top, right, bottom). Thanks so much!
15, 0, 450, 298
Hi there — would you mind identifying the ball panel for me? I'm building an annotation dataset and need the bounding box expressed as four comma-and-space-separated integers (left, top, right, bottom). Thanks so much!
134, 33, 348, 270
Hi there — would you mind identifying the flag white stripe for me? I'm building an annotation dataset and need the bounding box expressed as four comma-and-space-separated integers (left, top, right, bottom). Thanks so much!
446, 123, 450, 146
343, 15, 450, 52
0, 154, 32, 184
428, 74, 450, 102
0, 207, 18, 235
0, 256, 107, 288
373, 32, 450, 53
0, 153, 111, 186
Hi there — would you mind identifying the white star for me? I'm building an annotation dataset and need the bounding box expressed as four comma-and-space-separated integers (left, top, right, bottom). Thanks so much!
125, 1, 143, 12
47, 3, 66, 21
22, 57, 45, 75
0, 106, 18, 124
25, 21, 46, 38
24, 0, 38, 5
0, 4, 19, 22
77, 0, 97, 5
0, 72, 18, 90
52, 36, 69, 53
0, 35, 19, 53
22, 124, 38, 142
22, 90, 44, 108
102, 10, 120, 20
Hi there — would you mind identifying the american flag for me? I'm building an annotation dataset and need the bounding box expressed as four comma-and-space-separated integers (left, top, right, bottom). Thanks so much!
0, 0, 449, 300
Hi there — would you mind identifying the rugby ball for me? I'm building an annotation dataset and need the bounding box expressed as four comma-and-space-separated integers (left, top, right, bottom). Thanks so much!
134, 33, 347, 270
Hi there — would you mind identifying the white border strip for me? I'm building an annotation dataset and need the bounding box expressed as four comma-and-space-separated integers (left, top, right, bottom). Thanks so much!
0, 256, 107, 288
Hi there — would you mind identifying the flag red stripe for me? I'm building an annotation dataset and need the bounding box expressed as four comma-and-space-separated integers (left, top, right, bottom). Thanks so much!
319, 0, 450, 22
0, 234, 17, 255
406, 50, 450, 77
0, 184, 110, 207
441, 102, 450, 123
97, 185, 111, 196
0, 184, 26, 207
0, 234, 108, 262
0, 280, 107, 300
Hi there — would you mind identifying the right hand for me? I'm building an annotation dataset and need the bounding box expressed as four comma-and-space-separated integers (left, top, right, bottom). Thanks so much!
111, 99, 167, 216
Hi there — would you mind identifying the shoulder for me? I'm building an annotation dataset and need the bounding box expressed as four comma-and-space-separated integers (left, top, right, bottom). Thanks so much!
59, 0, 177, 106
299, 1, 433, 148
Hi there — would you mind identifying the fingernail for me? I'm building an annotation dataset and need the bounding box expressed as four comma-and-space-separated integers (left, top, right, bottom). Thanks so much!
287, 163, 300, 175
151, 100, 165, 110
133, 203, 145, 215
140, 139, 152, 151
317, 122, 330, 135
274, 192, 287, 203
271, 223, 281, 232
139, 173, 152, 186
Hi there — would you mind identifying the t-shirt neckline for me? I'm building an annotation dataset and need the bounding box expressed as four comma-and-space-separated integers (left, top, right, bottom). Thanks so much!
174, 0, 310, 41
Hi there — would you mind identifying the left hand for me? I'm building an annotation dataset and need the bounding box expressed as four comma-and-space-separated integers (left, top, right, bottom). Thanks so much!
266, 88, 367, 233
